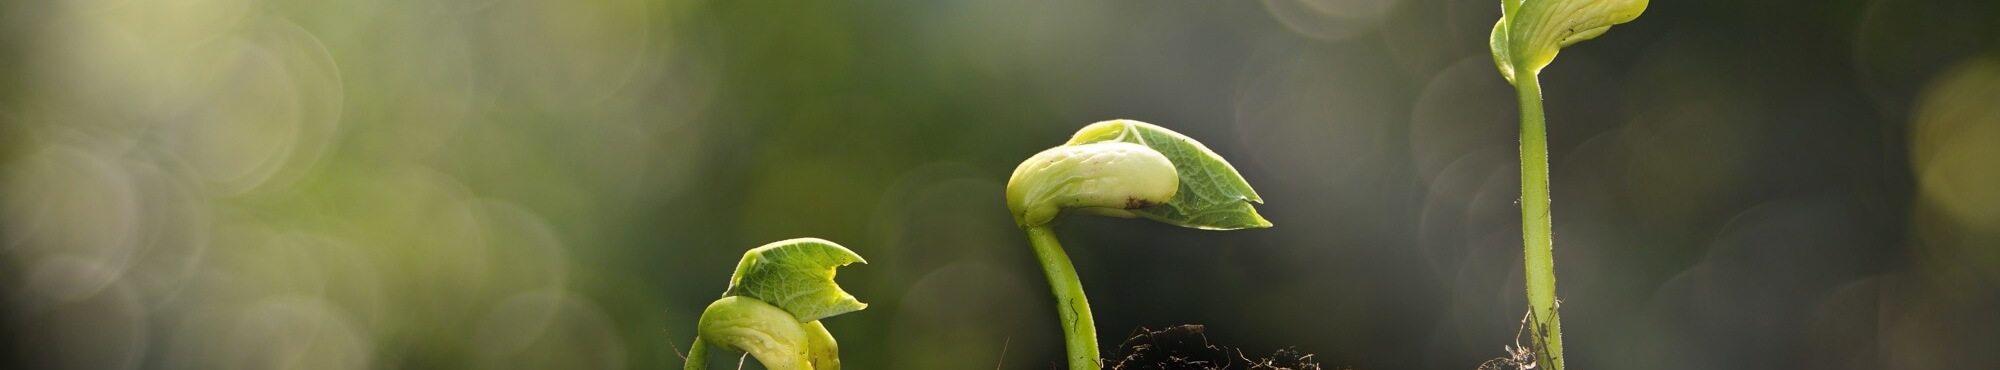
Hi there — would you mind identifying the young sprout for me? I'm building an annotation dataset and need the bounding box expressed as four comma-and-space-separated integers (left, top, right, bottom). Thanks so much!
686, 238, 867, 370
1006, 119, 1270, 370
1489, 1, 1645, 369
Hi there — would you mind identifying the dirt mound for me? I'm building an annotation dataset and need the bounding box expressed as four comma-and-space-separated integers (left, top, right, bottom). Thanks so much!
1106, 325, 1329, 370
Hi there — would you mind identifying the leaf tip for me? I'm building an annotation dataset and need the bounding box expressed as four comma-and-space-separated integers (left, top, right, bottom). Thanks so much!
1248, 212, 1274, 228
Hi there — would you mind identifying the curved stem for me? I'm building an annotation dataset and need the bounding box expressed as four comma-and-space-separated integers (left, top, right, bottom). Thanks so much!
1024, 225, 1100, 370
1515, 74, 1565, 369
685, 337, 709, 370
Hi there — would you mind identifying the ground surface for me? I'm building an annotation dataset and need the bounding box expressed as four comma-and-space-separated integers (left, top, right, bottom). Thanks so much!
1105, 325, 1328, 370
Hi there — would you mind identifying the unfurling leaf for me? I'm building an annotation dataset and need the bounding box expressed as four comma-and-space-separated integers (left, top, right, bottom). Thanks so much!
1491, 0, 1648, 84
1065, 119, 1270, 230
724, 238, 868, 322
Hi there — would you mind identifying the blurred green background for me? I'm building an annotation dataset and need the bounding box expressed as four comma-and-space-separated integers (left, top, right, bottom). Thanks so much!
3, 0, 1999, 369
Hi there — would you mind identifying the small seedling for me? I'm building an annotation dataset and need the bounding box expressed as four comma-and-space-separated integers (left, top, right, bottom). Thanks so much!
1489, 1, 1646, 368
1006, 119, 1270, 370
685, 238, 867, 370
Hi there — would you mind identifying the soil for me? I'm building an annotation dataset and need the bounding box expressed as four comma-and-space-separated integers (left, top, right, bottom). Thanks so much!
1104, 325, 1332, 370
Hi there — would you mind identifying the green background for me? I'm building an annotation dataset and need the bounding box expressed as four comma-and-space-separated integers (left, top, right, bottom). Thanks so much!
3, 0, 1998, 369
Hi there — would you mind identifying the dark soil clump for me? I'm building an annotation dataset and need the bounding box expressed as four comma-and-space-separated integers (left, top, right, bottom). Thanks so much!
1105, 325, 1329, 370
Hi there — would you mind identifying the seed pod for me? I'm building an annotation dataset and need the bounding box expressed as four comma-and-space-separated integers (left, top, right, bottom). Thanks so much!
697, 296, 816, 370
1006, 141, 1180, 228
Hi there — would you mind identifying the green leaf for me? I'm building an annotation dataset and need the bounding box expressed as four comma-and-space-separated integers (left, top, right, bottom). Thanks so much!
1491, 0, 1648, 84
725, 238, 868, 322
1065, 119, 1270, 230
1490, 20, 1516, 84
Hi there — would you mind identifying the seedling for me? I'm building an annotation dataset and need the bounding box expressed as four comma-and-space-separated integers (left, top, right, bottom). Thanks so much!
685, 238, 867, 370
1488, 1, 1645, 368
1005, 119, 1270, 370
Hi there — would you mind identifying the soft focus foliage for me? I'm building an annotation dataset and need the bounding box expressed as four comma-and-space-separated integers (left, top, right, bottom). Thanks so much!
0, 0, 1996, 369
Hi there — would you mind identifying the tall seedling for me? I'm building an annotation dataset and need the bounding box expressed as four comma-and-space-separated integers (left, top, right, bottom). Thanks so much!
1489, 1, 1646, 368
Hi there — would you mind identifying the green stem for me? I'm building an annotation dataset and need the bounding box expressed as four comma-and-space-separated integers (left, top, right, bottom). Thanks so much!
1515, 74, 1565, 369
685, 337, 708, 370
1024, 225, 1100, 370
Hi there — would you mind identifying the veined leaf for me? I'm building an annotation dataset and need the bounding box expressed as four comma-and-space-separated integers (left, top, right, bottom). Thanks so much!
1065, 119, 1270, 230
725, 238, 868, 322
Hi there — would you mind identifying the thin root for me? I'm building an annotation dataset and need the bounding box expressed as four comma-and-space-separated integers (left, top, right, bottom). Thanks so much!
1477, 310, 1539, 370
